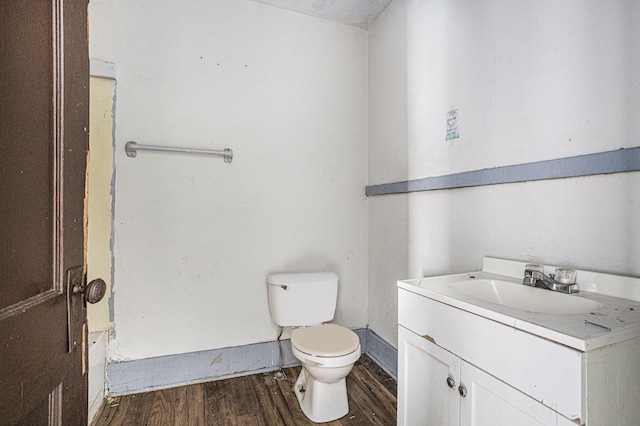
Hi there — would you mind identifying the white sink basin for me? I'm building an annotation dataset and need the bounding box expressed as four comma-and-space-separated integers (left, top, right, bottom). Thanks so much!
450, 279, 603, 314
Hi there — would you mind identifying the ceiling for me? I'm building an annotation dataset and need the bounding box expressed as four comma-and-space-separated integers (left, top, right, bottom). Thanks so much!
250, 0, 393, 29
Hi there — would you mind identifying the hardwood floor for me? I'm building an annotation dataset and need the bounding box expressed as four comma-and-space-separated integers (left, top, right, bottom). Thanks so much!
92, 354, 397, 426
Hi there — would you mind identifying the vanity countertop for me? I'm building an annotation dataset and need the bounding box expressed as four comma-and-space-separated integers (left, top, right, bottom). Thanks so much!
398, 258, 640, 351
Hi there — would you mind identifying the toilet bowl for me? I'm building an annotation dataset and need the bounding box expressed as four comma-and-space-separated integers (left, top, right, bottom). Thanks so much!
290, 323, 361, 423
267, 272, 361, 423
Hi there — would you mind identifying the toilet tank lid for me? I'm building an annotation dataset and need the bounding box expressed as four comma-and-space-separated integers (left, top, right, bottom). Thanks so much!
267, 272, 338, 285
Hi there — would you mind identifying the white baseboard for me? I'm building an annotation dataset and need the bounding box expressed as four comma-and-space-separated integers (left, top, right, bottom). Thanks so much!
88, 330, 107, 422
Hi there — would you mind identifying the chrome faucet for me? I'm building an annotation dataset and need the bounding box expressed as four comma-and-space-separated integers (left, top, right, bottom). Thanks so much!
523, 265, 579, 294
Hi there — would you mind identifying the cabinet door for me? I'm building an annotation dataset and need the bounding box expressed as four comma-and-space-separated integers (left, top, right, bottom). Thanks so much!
459, 362, 576, 426
398, 325, 460, 426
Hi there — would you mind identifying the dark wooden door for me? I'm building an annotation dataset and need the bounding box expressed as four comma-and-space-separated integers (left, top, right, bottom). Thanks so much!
0, 0, 90, 424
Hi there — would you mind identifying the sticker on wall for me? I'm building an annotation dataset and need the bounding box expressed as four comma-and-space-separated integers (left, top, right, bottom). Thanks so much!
446, 107, 460, 141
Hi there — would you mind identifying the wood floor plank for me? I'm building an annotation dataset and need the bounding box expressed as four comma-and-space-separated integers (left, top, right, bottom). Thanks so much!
232, 375, 264, 419
174, 383, 205, 426
357, 356, 397, 397
204, 378, 235, 426
349, 363, 397, 420
92, 355, 396, 426
93, 395, 132, 426
124, 390, 156, 424
146, 387, 176, 426
258, 370, 301, 426
247, 373, 283, 425
346, 373, 395, 425
235, 413, 264, 426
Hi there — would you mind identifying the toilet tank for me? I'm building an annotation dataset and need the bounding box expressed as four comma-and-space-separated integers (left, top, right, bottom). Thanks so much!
267, 272, 338, 327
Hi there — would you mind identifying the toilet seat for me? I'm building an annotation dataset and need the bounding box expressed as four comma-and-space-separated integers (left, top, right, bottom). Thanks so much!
292, 324, 359, 357
291, 324, 361, 368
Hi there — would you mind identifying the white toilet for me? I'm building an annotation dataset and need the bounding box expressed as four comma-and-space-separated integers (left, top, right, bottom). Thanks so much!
267, 272, 361, 423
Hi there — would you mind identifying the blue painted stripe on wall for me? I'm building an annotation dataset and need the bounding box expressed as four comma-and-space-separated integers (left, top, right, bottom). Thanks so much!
366, 147, 640, 196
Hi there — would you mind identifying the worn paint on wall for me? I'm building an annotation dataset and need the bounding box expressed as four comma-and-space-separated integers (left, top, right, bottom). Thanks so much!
87, 76, 115, 332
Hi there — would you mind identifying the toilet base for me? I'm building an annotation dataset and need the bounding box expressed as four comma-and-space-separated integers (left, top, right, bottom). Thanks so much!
294, 367, 349, 423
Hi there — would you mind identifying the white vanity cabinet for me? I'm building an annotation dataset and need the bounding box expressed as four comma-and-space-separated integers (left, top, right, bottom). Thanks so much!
398, 325, 575, 426
397, 274, 640, 426
398, 325, 460, 425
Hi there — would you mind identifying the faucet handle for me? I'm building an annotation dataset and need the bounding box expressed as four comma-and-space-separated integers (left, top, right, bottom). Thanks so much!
524, 264, 542, 285
555, 268, 577, 285
524, 264, 544, 273
524, 264, 544, 278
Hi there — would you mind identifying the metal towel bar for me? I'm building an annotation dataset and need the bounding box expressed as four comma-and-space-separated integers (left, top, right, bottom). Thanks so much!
125, 141, 233, 163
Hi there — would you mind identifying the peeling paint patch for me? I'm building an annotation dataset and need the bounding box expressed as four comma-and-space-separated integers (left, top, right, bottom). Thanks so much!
421, 334, 436, 345
210, 353, 223, 365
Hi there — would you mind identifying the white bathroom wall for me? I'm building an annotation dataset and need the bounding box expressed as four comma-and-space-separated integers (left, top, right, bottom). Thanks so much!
98, 0, 369, 361
368, 0, 640, 348
367, 0, 409, 349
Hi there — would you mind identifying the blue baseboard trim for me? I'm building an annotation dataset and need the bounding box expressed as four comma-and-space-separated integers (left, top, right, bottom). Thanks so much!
106, 328, 397, 396
107, 339, 299, 396
366, 146, 640, 196
364, 329, 398, 380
